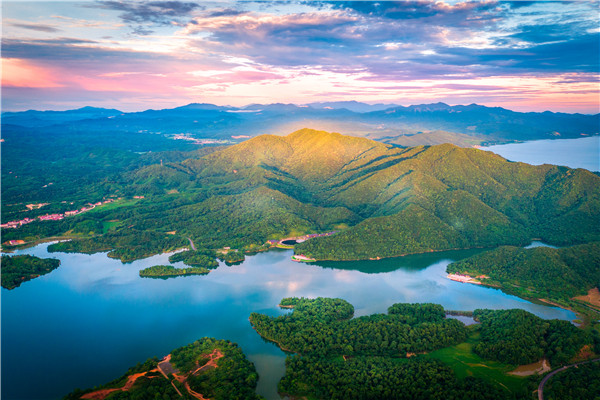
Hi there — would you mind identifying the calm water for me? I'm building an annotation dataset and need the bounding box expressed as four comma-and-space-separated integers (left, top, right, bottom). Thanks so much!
485, 136, 599, 172
2, 243, 575, 400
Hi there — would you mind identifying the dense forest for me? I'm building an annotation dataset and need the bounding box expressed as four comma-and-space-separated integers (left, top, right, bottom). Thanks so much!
543, 361, 600, 400
473, 309, 599, 367
63, 337, 263, 400
280, 355, 510, 400
250, 298, 599, 399
4, 129, 598, 264
250, 298, 468, 358
447, 243, 600, 314
1, 254, 60, 289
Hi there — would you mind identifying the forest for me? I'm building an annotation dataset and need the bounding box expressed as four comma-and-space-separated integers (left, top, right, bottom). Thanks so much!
543, 361, 600, 400
250, 298, 468, 358
473, 309, 599, 367
279, 355, 511, 400
170, 338, 262, 400
168, 249, 219, 268
1, 254, 61, 289
447, 242, 600, 317
138, 264, 210, 278
251, 298, 599, 399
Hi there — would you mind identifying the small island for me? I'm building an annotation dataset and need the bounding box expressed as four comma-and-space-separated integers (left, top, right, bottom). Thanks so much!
1, 254, 61, 289
139, 264, 209, 278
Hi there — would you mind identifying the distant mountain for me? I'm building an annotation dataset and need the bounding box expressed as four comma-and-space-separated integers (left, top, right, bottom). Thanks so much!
1, 106, 122, 127
41, 129, 600, 262
307, 100, 399, 112
2, 102, 598, 145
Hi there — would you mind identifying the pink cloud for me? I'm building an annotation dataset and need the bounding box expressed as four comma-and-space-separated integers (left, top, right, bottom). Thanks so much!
2, 58, 64, 88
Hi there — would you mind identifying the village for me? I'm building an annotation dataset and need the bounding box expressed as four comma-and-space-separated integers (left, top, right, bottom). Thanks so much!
0, 198, 128, 232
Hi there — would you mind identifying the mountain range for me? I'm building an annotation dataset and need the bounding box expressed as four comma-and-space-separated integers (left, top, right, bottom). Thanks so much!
3, 102, 598, 147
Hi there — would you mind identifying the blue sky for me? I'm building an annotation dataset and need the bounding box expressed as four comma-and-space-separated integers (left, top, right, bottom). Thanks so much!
2, 0, 599, 112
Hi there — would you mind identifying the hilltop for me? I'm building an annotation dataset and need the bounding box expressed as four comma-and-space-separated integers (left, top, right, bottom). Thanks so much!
8, 128, 598, 263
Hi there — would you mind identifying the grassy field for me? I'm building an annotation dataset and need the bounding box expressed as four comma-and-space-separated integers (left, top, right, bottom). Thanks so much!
87, 198, 140, 214
102, 220, 122, 234
426, 329, 529, 396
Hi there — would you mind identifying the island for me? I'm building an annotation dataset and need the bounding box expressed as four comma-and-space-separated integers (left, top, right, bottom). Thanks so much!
250, 297, 599, 400
63, 337, 263, 400
139, 265, 209, 278
1, 254, 61, 289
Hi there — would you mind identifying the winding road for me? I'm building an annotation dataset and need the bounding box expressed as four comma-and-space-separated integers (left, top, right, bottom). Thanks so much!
537, 358, 600, 400
188, 237, 196, 251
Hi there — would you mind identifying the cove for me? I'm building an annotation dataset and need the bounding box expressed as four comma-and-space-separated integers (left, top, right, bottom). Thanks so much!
1, 244, 575, 400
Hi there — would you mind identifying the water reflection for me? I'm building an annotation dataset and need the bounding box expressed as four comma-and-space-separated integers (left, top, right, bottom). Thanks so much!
2, 244, 576, 400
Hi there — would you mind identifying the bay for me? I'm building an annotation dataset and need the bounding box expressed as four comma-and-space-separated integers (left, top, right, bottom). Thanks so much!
2, 243, 575, 400
484, 136, 599, 172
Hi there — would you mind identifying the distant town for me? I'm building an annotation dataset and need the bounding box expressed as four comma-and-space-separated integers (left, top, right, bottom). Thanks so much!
171, 134, 236, 145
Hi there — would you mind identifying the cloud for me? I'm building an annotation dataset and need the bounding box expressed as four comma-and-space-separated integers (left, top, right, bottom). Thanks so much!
439, 33, 600, 74
329, 0, 503, 25
2, 58, 64, 88
9, 22, 61, 33
95, 1, 203, 34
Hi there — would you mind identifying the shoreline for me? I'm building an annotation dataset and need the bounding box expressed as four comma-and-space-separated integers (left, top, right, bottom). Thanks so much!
451, 277, 586, 323
300, 244, 498, 262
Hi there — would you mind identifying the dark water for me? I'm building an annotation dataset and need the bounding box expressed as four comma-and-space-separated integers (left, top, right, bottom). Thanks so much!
1, 243, 575, 400
485, 136, 599, 172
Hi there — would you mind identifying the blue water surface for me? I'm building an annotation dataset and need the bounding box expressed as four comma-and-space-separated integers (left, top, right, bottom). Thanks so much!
2, 243, 575, 400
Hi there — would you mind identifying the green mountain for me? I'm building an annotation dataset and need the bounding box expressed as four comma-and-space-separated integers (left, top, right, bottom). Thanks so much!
8, 129, 600, 262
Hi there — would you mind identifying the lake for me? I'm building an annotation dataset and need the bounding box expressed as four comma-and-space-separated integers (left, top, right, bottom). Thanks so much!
485, 136, 599, 172
2, 243, 575, 400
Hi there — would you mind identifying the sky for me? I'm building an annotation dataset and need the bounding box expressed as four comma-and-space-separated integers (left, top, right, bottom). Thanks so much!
2, 0, 599, 112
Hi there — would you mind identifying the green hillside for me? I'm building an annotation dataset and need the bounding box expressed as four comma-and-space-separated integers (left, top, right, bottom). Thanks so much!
7, 129, 600, 263
447, 242, 600, 314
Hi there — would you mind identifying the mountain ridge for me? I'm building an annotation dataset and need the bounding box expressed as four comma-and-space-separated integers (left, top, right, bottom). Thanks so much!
28, 128, 600, 262
3, 102, 597, 146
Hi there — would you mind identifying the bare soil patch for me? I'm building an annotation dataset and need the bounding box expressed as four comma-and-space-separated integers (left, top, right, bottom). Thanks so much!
573, 287, 600, 308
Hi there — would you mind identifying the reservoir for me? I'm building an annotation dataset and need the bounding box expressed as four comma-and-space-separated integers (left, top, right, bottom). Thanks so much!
2, 243, 575, 400
485, 136, 599, 172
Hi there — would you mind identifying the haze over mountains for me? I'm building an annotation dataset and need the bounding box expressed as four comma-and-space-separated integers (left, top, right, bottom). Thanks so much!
3, 102, 598, 147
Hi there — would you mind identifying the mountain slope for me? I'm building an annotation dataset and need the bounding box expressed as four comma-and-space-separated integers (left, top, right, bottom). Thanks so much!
13, 129, 598, 262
